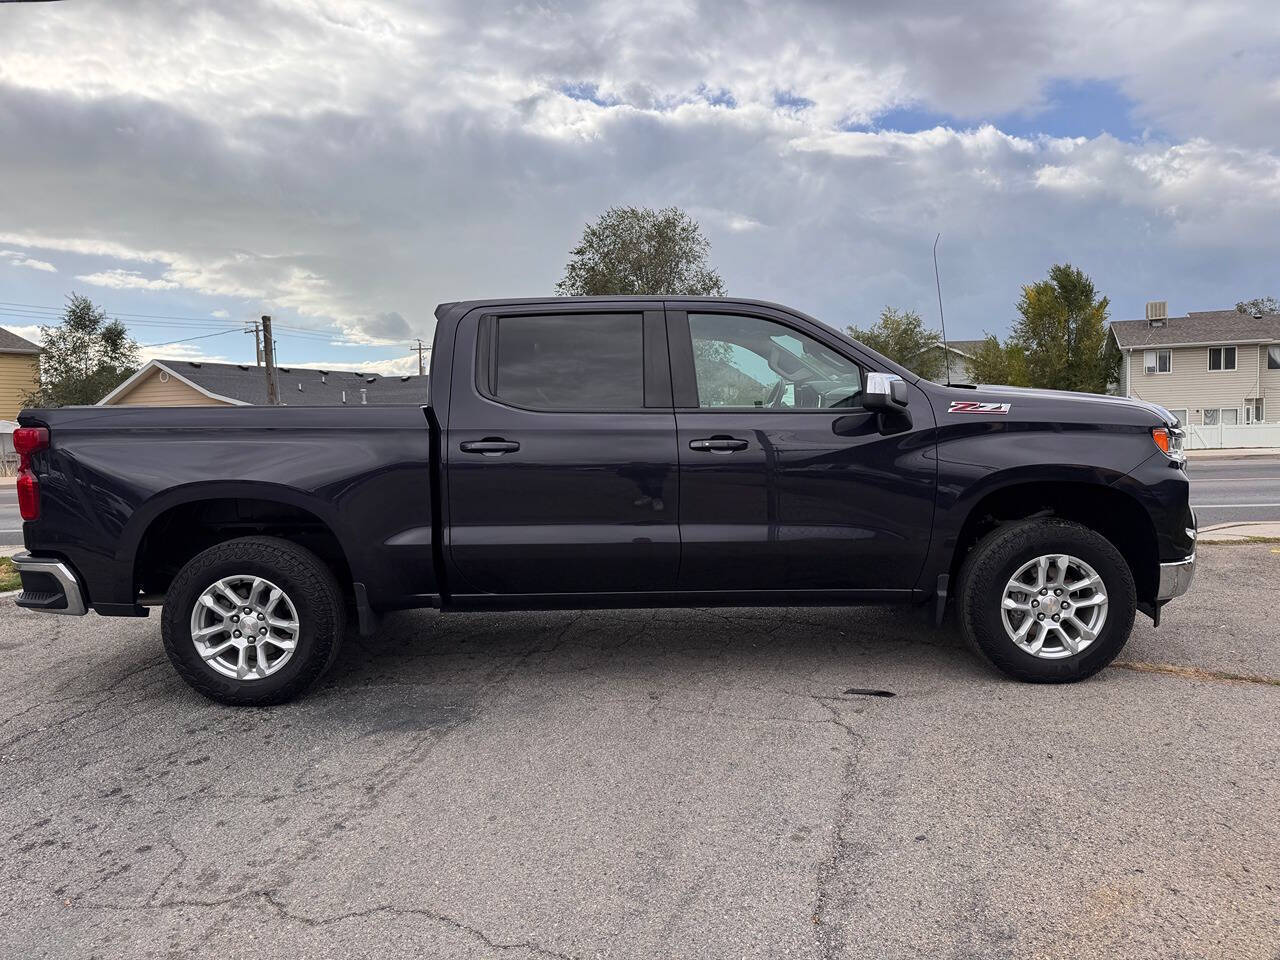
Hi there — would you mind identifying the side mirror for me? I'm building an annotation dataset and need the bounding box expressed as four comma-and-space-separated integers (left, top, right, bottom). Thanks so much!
863, 372, 911, 433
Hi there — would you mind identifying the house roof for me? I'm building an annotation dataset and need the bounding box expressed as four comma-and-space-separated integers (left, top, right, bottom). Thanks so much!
100, 359, 428, 406
943, 339, 986, 358
1110, 310, 1280, 349
0, 327, 42, 355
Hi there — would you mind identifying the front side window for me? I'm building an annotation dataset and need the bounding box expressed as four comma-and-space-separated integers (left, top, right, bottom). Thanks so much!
1208, 346, 1237, 371
687, 313, 862, 409
488, 313, 644, 410
1267, 345, 1280, 370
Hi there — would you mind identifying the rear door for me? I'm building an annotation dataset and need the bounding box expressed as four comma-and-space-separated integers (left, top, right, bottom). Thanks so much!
666, 305, 936, 594
445, 304, 679, 595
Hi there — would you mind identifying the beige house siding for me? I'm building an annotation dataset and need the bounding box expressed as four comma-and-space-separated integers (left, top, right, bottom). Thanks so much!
108, 368, 230, 406
1123, 343, 1277, 424
0, 353, 40, 420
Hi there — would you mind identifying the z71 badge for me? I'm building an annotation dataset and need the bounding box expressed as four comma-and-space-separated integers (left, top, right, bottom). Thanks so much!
949, 401, 1012, 415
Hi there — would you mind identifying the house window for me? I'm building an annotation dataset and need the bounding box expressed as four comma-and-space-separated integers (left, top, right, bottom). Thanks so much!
1246, 399, 1265, 424
1208, 346, 1237, 371
1168, 409, 1188, 426
1204, 408, 1239, 426
1268, 345, 1280, 370
1143, 349, 1171, 374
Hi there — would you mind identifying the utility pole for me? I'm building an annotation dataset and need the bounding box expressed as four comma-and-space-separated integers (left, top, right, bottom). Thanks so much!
412, 338, 429, 376
261, 315, 279, 405
245, 320, 263, 365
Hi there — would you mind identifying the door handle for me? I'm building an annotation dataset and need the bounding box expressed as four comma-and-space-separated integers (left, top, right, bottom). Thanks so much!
689, 437, 749, 453
460, 438, 520, 456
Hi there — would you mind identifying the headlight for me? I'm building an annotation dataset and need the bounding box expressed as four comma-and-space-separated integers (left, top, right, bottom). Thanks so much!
1152, 426, 1186, 463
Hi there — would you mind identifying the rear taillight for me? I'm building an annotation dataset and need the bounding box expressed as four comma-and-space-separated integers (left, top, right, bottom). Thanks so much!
13, 426, 48, 521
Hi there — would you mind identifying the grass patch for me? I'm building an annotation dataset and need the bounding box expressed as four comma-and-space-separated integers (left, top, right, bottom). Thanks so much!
1198, 536, 1280, 545
0, 557, 19, 592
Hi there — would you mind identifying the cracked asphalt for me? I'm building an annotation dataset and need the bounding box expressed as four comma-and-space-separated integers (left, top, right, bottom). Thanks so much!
1, 544, 1277, 960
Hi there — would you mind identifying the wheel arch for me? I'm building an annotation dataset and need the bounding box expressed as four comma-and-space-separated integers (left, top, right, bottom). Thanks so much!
125, 482, 356, 601
948, 476, 1160, 608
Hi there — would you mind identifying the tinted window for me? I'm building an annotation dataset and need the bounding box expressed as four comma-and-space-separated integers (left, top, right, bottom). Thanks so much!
688, 313, 862, 409
492, 314, 644, 410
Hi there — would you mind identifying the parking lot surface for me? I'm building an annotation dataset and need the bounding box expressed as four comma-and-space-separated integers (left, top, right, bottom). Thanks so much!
1, 544, 1277, 959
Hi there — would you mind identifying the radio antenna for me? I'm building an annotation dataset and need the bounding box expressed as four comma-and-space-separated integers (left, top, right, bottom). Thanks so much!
933, 233, 952, 385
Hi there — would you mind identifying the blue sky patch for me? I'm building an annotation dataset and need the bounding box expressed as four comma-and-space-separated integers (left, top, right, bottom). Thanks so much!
560, 81, 618, 107
865, 79, 1149, 141
774, 90, 815, 111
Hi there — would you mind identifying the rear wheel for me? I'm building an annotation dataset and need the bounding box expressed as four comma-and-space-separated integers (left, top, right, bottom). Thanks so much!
957, 519, 1135, 683
161, 536, 345, 706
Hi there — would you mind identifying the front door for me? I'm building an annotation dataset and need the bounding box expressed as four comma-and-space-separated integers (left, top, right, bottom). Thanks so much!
666, 307, 936, 594
445, 306, 679, 595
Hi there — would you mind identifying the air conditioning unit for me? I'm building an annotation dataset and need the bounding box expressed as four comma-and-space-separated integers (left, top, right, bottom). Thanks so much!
1146, 301, 1168, 321
1145, 362, 1157, 374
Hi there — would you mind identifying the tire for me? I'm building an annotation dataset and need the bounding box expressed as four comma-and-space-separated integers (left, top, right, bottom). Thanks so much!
957, 519, 1135, 683
162, 536, 345, 706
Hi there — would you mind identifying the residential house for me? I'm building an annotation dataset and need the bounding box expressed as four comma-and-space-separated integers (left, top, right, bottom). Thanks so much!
0, 328, 42, 420
911, 339, 987, 384
1110, 302, 1280, 427
99, 359, 428, 406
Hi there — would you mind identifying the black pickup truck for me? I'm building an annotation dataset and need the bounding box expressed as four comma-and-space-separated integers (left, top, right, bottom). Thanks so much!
13, 297, 1196, 705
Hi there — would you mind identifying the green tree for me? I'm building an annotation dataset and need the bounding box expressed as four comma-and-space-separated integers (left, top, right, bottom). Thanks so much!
24, 293, 139, 407
1236, 296, 1279, 315
556, 205, 726, 296
847, 306, 944, 380
967, 334, 1030, 387
1010, 264, 1113, 393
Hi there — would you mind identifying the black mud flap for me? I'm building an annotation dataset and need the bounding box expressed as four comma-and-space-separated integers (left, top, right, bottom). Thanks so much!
933, 573, 949, 627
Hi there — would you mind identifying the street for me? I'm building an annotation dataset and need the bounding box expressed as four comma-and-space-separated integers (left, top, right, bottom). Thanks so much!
1188, 455, 1280, 525
1, 543, 1276, 959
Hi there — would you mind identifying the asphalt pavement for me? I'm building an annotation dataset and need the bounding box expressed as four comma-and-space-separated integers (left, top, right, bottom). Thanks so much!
1, 543, 1276, 959
1189, 455, 1280, 524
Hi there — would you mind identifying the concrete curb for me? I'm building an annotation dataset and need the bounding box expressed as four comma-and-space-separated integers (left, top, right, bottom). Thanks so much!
1198, 521, 1280, 543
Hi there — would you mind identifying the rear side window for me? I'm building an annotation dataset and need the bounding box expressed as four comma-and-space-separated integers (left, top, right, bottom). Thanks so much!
487, 313, 644, 410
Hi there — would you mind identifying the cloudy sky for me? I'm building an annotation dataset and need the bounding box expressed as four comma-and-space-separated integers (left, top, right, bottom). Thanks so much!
1, 0, 1278, 374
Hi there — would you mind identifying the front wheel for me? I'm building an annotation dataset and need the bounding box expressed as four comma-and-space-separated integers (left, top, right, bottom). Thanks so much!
957, 519, 1136, 683
161, 536, 345, 706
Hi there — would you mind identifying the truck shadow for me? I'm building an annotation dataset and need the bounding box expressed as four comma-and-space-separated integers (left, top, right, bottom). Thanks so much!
319, 603, 979, 701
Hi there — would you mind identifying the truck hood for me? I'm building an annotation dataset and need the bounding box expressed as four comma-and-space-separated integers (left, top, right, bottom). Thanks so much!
949, 384, 1177, 427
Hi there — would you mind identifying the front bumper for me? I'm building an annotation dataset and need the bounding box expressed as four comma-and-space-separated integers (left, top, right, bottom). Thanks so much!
11, 551, 87, 616
1157, 553, 1196, 602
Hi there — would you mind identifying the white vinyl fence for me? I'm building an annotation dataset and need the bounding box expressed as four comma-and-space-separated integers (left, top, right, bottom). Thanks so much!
1184, 421, 1280, 449
0, 421, 16, 477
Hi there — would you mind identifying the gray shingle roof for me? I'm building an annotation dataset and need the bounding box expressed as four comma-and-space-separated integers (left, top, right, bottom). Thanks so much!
157, 360, 428, 405
0, 327, 41, 354
1110, 310, 1280, 348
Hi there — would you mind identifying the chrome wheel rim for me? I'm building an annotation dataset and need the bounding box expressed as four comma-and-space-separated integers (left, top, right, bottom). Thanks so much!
1000, 554, 1108, 659
189, 575, 300, 681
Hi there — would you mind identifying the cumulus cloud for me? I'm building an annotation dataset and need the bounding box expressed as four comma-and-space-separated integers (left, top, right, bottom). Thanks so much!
210, 309, 230, 318
0, 0, 1276, 341
0, 250, 56, 272
139, 343, 232, 364
76, 269, 180, 291
2, 324, 45, 344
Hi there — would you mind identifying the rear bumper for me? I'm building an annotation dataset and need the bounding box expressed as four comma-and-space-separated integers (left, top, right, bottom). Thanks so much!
11, 551, 88, 616
1157, 553, 1196, 602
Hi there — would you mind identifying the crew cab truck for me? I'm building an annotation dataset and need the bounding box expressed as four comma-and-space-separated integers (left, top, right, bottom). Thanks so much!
12, 297, 1196, 705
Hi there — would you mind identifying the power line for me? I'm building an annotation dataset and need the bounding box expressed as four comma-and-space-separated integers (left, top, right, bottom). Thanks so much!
140, 329, 241, 348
